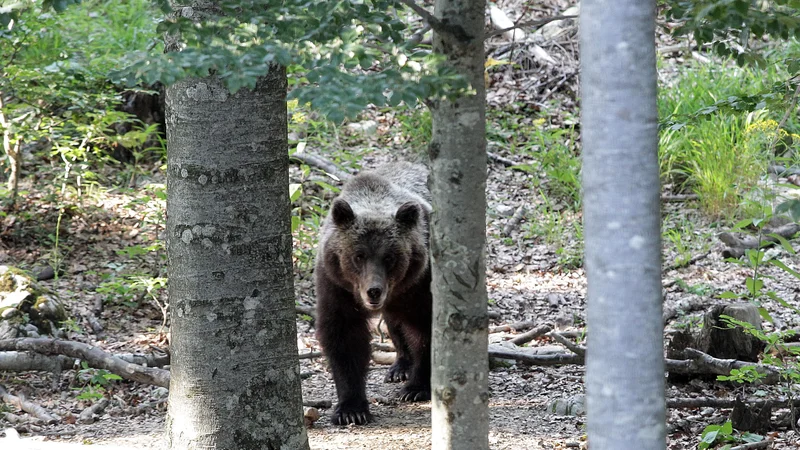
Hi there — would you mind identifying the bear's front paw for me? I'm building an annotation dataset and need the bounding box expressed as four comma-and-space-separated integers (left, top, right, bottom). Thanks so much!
398, 384, 431, 402
331, 404, 374, 426
384, 359, 411, 383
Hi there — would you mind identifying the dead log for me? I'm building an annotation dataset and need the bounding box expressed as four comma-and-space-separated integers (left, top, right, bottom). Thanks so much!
696, 304, 764, 362
290, 152, 353, 182
0, 338, 170, 388
0, 384, 59, 423
731, 396, 772, 434
662, 296, 713, 323
486, 151, 518, 168
298, 351, 322, 360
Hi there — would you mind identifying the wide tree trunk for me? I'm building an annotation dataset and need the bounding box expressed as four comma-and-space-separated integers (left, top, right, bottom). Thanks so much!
164, 67, 309, 449
580, 1, 666, 449
428, 1, 489, 448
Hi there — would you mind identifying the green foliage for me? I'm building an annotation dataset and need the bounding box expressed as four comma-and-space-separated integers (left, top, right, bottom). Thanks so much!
698, 420, 763, 449
114, 1, 470, 122
657, 57, 800, 219
1, 0, 162, 194
665, 0, 800, 66
75, 360, 121, 400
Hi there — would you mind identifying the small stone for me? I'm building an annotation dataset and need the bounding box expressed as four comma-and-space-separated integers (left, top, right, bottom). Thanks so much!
1, 308, 18, 319
495, 204, 515, 216
547, 293, 562, 307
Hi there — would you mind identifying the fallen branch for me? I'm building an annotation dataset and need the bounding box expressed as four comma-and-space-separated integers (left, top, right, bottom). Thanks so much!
547, 332, 585, 357
489, 320, 536, 333
0, 384, 59, 423
488, 348, 584, 366
0, 338, 170, 388
79, 397, 109, 424
667, 396, 800, 409
0, 351, 75, 373
487, 151, 518, 167
661, 193, 698, 202
509, 324, 553, 346
290, 152, 353, 182
667, 348, 782, 384
116, 352, 170, 368
502, 206, 527, 236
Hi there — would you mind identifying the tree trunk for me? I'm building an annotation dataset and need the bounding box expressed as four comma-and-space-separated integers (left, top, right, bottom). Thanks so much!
580, 1, 666, 449
428, 1, 489, 448
164, 68, 309, 449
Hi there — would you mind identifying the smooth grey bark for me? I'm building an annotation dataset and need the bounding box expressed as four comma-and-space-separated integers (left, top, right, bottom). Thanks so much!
580, 1, 666, 449
165, 68, 309, 448
428, 0, 489, 448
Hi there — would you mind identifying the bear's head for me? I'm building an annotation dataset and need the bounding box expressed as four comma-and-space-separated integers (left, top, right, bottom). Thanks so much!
323, 198, 429, 311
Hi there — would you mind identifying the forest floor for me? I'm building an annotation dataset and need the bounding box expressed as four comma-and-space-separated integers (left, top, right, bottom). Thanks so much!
3, 1, 800, 449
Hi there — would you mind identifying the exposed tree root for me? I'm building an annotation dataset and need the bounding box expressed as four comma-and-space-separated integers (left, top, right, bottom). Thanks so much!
0, 384, 59, 423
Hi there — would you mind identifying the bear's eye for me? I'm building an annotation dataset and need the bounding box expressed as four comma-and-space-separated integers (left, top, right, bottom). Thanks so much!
353, 253, 365, 264
384, 254, 395, 266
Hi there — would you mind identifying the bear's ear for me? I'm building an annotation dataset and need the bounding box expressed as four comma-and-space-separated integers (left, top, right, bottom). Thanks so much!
332, 198, 355, 228
396, 202, 420, 230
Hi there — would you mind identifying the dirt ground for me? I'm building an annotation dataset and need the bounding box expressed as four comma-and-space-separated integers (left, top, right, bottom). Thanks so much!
3, 1, 800, 449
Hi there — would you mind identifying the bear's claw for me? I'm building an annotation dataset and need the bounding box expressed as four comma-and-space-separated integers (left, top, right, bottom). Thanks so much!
398, 385, 431, 402
331, 406, 373, 426
384, 360, 411, 383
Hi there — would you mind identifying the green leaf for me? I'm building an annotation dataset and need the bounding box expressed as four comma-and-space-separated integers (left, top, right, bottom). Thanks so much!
289, 183, 302, 203
745, 277, 764, 295
769, 259, 800, 279
757, 307, 774, 323
719, 291, 742, 299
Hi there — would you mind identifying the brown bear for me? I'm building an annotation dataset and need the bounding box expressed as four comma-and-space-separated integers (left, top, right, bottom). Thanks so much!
315, 161, 433, 425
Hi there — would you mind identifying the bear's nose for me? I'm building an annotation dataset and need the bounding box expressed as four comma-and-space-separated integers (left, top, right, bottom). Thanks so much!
367, 288, 382, 301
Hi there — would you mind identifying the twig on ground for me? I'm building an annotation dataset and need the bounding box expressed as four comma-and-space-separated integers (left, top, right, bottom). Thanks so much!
0, 384, 59, 423
502, 206, 527, 236
718, 222, 800, 259
0, 338, 170, 388
664, 251, 711, 273
290, 152, 353, 182
509, 324, 553, 346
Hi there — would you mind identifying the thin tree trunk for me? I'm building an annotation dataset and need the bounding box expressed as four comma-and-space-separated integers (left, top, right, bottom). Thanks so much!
429, 0, 489, 448
165, 68, 309, 448
580, 1, 666, 449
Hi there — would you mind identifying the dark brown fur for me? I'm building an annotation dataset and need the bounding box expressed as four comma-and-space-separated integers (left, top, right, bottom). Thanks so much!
315, 163, 432, 425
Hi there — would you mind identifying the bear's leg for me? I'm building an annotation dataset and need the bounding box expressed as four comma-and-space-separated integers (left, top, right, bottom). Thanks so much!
317, 286, 373, 425
384, 316, 412, 383
398, 322, 431, 402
